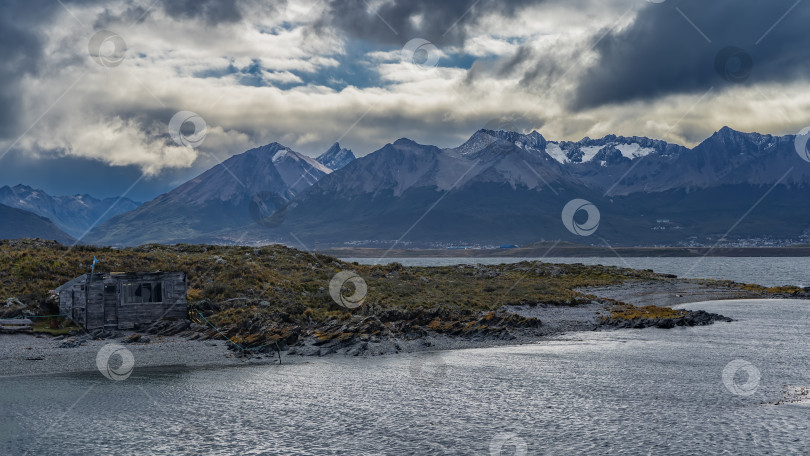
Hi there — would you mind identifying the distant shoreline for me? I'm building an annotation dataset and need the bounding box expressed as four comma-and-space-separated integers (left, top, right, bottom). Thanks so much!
320, 245, 810, 258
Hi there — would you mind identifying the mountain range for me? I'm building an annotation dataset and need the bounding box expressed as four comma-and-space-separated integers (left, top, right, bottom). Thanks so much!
0, 185, 140, 239
86, 142, 353, 246
211, 127, 809, 248
8, 127, 809, 248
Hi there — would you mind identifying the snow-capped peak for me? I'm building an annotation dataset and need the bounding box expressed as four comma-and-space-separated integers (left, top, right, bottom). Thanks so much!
544, 135, 681, 165
316, 142, 356, 171
447, 129, 547, 157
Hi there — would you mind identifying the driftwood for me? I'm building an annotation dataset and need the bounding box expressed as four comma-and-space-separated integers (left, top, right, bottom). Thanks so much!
0, 318, 33, 333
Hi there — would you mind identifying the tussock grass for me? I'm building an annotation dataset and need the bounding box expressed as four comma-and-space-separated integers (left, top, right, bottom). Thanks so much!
0, 238, 690, 347
605, 304, 687, 321
0, 239, 666, 315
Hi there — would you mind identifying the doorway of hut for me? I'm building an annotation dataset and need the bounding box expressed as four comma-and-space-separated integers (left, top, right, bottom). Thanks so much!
103, 282, 117, 329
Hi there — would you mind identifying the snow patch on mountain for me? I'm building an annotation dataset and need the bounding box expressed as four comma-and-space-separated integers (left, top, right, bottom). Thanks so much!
579, 146, 603, 163
615, 143, 655, 159
453, 130, 678, 167
272, 150, 287, 163
265, 146, 332, 176
544, 143, 568, 163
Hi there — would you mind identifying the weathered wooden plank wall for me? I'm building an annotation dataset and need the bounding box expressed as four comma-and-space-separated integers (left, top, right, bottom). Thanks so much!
57, 272, 188, 330
115, 272, 187, 329
86, 279, 105, 329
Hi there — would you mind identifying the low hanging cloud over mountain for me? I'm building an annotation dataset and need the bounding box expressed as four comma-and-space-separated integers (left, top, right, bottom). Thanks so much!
0, 0, 809, 198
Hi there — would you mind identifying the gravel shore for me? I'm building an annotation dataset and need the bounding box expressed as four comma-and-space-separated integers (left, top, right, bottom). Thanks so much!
0, 334, 263, 378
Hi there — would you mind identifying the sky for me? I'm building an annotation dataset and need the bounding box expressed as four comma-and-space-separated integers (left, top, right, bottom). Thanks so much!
1, 0, 810, 200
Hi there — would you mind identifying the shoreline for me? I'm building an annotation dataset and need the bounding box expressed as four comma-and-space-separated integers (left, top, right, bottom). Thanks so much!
1, 279, 796, 379
321, 245, 810, 258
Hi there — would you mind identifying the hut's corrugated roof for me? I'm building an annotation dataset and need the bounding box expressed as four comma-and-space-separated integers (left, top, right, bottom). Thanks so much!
54, 274, 88, 293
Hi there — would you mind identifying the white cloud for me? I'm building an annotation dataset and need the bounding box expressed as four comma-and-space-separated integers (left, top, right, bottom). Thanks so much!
261, 70, 304, 84
4, 0, 810, 182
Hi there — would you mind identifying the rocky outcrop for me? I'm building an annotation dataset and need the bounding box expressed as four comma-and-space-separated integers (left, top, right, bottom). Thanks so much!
601, 309, 733, 329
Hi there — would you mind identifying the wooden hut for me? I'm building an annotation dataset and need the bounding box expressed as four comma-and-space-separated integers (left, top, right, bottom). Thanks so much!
56, 272, 187, 330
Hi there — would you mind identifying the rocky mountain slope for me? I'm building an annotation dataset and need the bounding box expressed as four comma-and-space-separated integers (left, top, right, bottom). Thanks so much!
86, 143, 332, 246
316, 142, 356, 170
0, 204, 74, 244
0, 185, 139, 238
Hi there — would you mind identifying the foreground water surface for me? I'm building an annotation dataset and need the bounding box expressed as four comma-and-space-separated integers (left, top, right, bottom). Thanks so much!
2, 299, 809, 455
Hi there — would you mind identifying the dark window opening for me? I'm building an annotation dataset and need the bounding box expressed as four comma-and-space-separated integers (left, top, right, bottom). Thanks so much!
140, 283, 151, 301
122, 282, 164, 304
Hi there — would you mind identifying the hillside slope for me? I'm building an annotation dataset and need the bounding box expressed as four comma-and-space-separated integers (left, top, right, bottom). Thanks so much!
0, 204, 74, 244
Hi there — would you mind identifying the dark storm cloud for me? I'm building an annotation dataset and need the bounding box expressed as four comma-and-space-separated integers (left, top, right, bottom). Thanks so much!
0, 0, 245, 141
0, 0, 130, 140
93, 4, 154, 28
0, 0, 65, 138
569, 0, 810, 109
0, 19, 40, 137
496, 45, 534, 77
464, 42, 576, 98
94, 0, 254, 28
315, 0, 538, 46
161, 0, 243, 26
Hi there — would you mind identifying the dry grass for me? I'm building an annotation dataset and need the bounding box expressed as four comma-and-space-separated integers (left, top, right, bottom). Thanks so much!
740, 283, 804, 294
0, 238, 687, 348
0, 239, 667, 316
605, 304, 687, 321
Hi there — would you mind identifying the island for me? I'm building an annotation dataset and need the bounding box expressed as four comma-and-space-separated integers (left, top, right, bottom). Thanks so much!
0, 238, 806, 377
